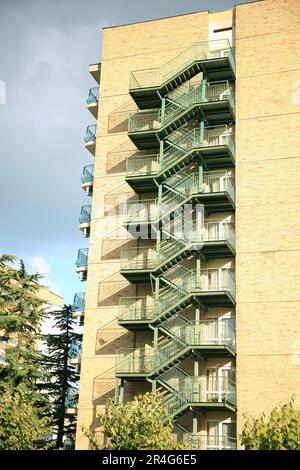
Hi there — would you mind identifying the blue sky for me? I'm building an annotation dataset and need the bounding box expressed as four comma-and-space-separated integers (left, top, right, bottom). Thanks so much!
0, 0, 251, 304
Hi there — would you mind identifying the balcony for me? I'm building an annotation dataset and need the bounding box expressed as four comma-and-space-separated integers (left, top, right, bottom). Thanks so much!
79, 204, 91, 238
123, 172, 235, 230
173, 426, 236, 450
65, 387, 79, 414
89, 62, 101, 84
81, 164, 94, 196
125, 126, 235, 193
128, 81, 235, 149
129, 39, 235, 108
115, 359, 236, 413
118, 315, 235, 355
63, 439, 75, 450
87, 86, 99, 118
120, 221, 235, 282
84, 124, 97, 156
71, 292, 85, 318
68, 339, 82, 365
75, 248, 88, 281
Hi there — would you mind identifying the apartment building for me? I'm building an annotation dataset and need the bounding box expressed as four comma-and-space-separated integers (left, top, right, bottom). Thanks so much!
71, 0, 300, 450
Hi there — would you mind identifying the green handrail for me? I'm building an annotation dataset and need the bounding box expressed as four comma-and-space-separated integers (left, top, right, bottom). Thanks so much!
129, 39, 235, 90
72, 292, 85, 312
124, 170, 235, 225
120, 221, 235, 271
126, 125, 235, 178
128, 81, 235, 133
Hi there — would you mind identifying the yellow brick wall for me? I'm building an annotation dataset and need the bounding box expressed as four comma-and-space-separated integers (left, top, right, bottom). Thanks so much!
235, 0, 300, 448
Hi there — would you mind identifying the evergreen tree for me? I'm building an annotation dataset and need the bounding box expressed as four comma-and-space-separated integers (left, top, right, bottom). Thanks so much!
0, 256, 49, 392
0, 254, 53, 448
43, 305, 81, 449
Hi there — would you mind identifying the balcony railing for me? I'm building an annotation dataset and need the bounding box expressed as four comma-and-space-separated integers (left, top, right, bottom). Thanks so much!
129, 39, 235, 90
118, 297, 154, 321
118, 267, 235, 323
128, 81, 235, 133
87, 86, 99, 104
81, 164, 94, 184
65, 387, 79, 409
160, 368, 236, 409
126, 126, 235, 178
72, 292, 86, 312
123, 172, 235, 225
124, 199, 158, 224
173, 425, 236, 450
84, 124, 97, 143
79, 204, 91, 224
120, 221, 235, 270
75, 248, 88, 268
68, 339, 82, 361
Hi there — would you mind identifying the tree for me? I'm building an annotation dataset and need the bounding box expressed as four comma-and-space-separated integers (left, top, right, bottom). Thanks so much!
0, 254, 53, 448
43, 305, 81, 449
240, 397, 300, 450
84, 392, 187, 450
0, 257, 47, 392
0, 389, 52, 450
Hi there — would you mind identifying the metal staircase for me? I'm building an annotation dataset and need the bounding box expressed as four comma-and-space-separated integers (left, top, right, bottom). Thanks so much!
129, 39, 236, 108
126, 125, 235, 192
128, 80, 235, 149
115, 38, 237, 448
116, 310, 236, 378
121, 217, 235, 281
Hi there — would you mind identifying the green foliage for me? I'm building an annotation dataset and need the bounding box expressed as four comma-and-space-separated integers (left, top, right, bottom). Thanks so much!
0, 256, 47, 392
84, 392, 187, 450
0, 254, 54, 448
240, 397, 300, 450
43, 305, 81, 448
0, 389, 53, 450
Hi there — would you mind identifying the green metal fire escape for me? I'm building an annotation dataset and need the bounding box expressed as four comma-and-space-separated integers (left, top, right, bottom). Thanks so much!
116, 39, 237, 450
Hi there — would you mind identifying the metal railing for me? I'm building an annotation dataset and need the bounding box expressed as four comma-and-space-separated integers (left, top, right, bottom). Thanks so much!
126, 154, 158, 176
84, 124, 97, 143
129, 39, 235, 89
125, 125, 235, 178
116, 348, 153, 374
65, 387, 79, 408
159, 366, 236, 409
124, 172, 235, 225
87, 86, 99, 104
118, 297, 154, 321
128, 81, 234, 134
116, 318, 236, 374
75, 248, 88, 268
123, 199, 158, 224
79, 204, 91, 224
72, 292, 85, 312
155, 266, 236, 315
120, 221, 235, 271
68, 339, 82, 360
81, 164, 94, 184
172, 426, 236, 450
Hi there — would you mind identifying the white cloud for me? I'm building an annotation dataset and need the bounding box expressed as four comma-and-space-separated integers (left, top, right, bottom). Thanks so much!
29, 256, 62, 296
30, 256, 51, 276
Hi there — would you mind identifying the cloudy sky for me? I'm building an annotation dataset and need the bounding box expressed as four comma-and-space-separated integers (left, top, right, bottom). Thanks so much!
0, 0, 250, 303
